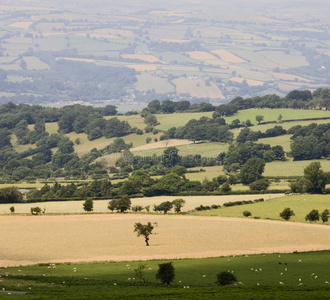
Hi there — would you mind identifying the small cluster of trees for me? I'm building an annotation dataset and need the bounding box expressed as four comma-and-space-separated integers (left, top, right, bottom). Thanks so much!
290, 162, 330, 194
290, 123, 330, 161
280, 207, 329, 223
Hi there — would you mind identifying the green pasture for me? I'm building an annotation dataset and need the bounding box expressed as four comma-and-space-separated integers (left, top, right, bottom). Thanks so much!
155, 112, 213, 131
258, 135, 292, 152
258, 50, 309, 68
264, 160, 330, 177
132, 141, 229, 159
115, 114, 146, 129
224, 108, 330, 125
135, 73, 174, 94
23, 56, 50, 70
1, 252, 330, 299
254, 118, 330, 132
191, 194, 330, 224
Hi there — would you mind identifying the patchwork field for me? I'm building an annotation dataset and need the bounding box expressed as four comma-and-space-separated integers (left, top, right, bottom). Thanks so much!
1, 213, 329, 267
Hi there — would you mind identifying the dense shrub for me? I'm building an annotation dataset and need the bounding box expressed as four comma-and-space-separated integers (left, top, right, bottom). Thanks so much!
216, 271, 237, 286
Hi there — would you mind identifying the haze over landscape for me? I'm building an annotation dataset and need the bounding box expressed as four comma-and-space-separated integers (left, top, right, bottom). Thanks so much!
0, 0, 329, 110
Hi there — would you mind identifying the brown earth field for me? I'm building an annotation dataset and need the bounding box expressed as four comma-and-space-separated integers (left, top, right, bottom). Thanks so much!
1, 214, 329, 267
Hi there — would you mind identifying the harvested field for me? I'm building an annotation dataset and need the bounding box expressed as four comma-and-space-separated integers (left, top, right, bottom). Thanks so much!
9, 22, 33, 29
127, 64, 158, 71
211, 49, 246, 63
1, 214, 329, 267
229, 77, 264, 86
186, 51, 218, 60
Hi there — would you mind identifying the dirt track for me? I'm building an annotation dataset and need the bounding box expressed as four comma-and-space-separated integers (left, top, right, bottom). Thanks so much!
1, 214, 329, 267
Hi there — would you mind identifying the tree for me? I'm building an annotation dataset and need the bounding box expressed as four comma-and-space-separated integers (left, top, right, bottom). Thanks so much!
31, 207, 42, 215
249, 179, 270, 191
219, 182, 231, 193
83, 199, 93, 212
243, 210, 251, 217
303, 162, 326, 193
0, 187, 23, 204
321, 209, 329, 223
10, 206, 15, 214
289, 178, 312, 193
144, 113, 158, 127
240, 158, 265, 185
255, 115, 264, 124
134, 222, 157, 246
305, 209, 320, 222
162, 147, 180, 168
216, 271, 237, 286
154, 201, 173, 214
280, 207, 294, 221
277, 114, 283, 122
156, 262, 175, 285
108, 199, 117, 212
115, 195, 131, 213
172, 198, 185, 213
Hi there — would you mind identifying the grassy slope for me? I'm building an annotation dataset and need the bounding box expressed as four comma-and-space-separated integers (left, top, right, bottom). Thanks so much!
190, 194, 330, 224
2, 252, 330, 299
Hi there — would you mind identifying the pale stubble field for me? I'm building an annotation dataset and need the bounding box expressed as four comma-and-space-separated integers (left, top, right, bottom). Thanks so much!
1, 214, 330, 267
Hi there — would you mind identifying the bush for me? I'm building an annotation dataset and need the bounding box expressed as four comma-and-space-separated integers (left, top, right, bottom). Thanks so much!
132, 205, 144, 212
216, 271, 237, 286
83, 199, 94, 212
156, 262, 175, 285
243, 210, 252, 217
31, 207, 42, 215
9, 206, 15, 214
280, 207, 294, 221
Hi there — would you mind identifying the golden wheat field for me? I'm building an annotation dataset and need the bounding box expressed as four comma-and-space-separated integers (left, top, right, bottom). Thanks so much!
1, 214, 329, 267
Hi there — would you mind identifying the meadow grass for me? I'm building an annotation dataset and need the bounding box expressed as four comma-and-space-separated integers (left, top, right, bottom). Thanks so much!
224, 108, 330, 125
190, 194, 330, 224
135, 73, 174, 94
1, 252, 330, 299
264, 159, 330, 177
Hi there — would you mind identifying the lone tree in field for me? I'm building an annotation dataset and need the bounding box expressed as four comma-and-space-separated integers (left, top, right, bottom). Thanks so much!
9, 206, 15, 214
156, 262, 175, 285
255, 115, 264, 124
83, 199, 94, 212
134, 222, 157, 246
305, 209, 320, 223
280, 207, 294, 221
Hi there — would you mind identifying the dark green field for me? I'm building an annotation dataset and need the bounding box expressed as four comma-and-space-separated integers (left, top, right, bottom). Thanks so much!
1, 251, 330, 299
